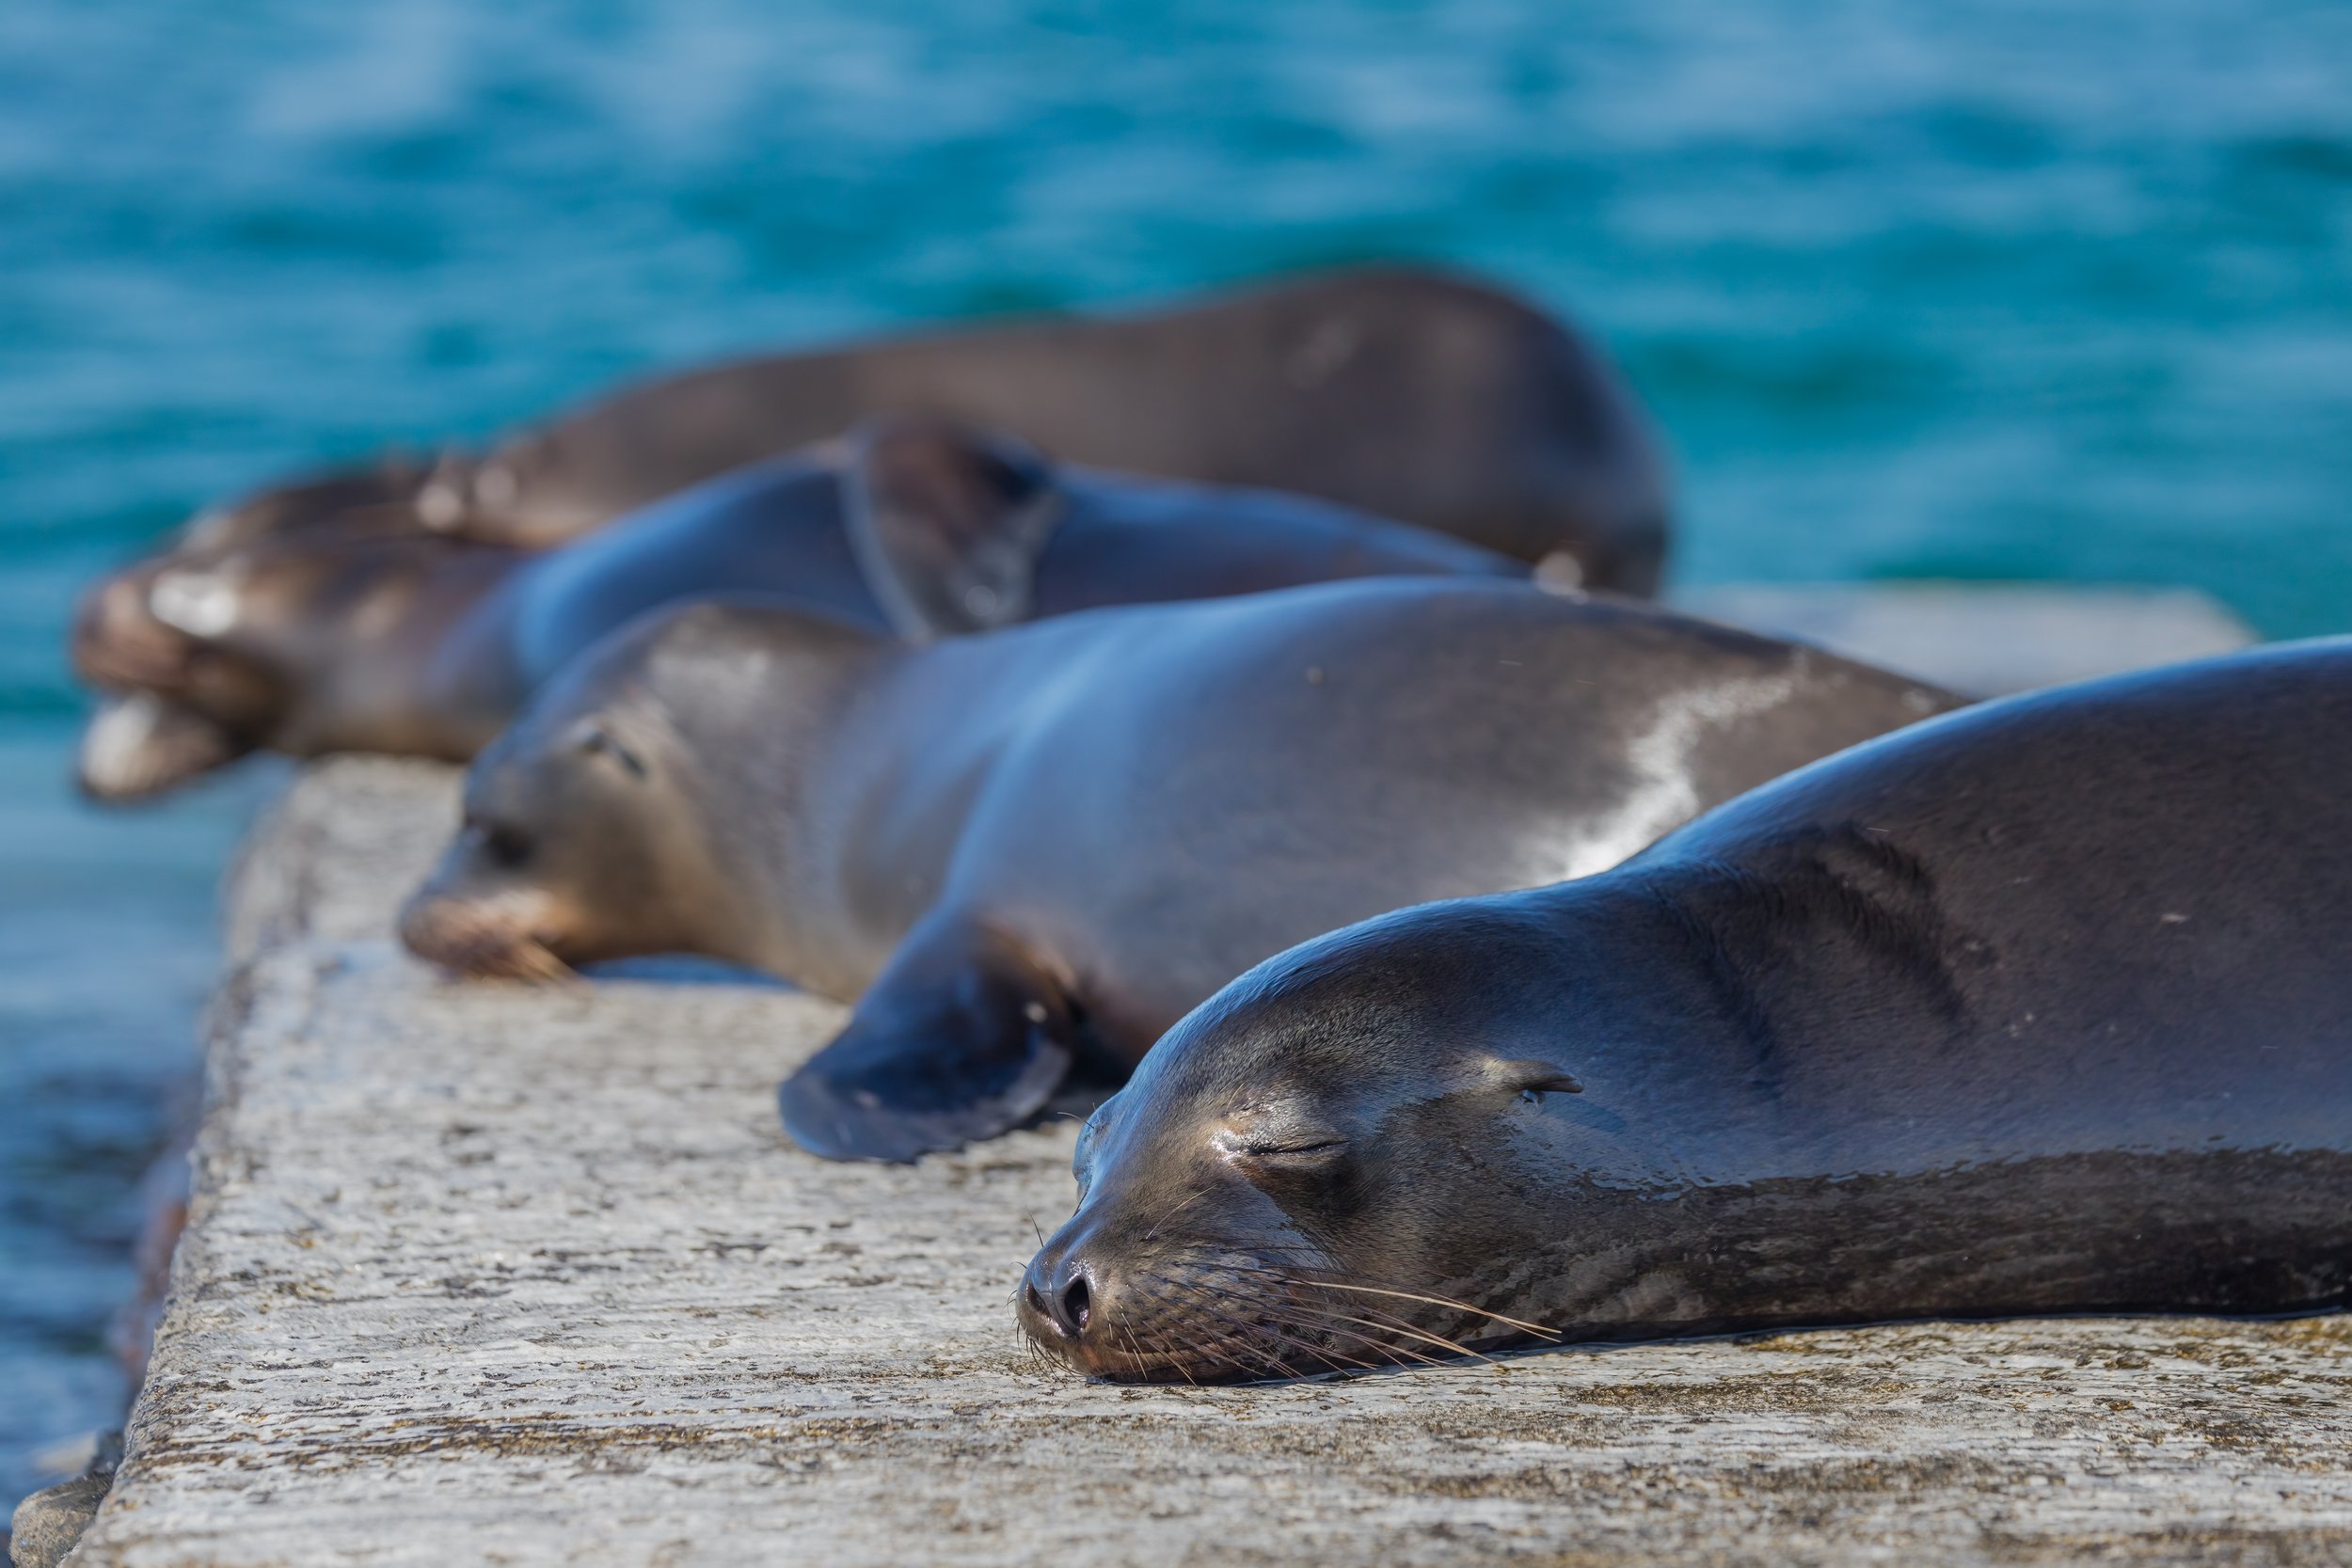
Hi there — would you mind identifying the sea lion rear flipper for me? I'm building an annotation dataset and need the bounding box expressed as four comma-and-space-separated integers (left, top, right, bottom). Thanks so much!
840, 417, 1064, 641
779, 920, 1077, 1164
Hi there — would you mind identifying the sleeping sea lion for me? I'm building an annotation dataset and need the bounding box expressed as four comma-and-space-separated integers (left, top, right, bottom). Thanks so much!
397, 578, 1960, 1161
411, 268, 1671, 587
71, 419, 1518, 799
1015, 638, 2352, 1382
115, 267, 1664, 584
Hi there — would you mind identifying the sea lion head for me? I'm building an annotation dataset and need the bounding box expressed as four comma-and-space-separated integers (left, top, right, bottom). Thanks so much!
72, 461, 455, 801
415, 430, 608, 547
71, 547, 294, 800
421, 441, 538, 540
71, 514, 464, 800
399, 600, 868, 981
1016, 897, 1596, 1383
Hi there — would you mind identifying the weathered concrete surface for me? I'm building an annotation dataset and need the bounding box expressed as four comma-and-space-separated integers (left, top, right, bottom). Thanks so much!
1672, 583, 2255, 694
14, 1472, 110, 1568
67, 591, 2352, 1568
13, 1433, 118, 1568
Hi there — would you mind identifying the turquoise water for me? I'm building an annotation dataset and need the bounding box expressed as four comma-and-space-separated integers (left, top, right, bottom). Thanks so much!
3, 0, 2348, 1505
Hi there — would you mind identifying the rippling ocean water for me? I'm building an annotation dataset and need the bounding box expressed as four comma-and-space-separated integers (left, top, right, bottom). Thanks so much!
2, 0, 2347, 1507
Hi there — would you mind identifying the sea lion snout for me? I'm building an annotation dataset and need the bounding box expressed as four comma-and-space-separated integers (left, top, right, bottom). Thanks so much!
71, 572, 265, 800
398, 855, 577, 983
71, 557, 291, 737
1014, 1212, 1198, 1380
1015, 1200, 1359, 1384
72, 570, 196, 691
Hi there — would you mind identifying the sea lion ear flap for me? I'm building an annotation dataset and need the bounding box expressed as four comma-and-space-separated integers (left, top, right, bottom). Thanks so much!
841, 417, 1063, 641
1485, 1059, 1584, 1101
565, 719, 648, 780
778, 914, 1077, 1164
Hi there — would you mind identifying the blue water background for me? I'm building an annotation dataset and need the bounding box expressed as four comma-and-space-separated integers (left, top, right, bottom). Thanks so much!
2, 0, 2348, 1505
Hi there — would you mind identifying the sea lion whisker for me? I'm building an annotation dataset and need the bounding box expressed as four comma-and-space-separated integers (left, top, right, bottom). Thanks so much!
1214, 1319, 1359, 1380
1159, 1281, 1381, 1376
1216, 1327, 1306, 1382
1005, 1254, 1040, 1306
1277, 1294, 1465, 1350
1199, 1259, 1556, 1342
1145, 1318, 1301, 1383
1250, 1307, 1444, 1370
1144, 1189, 1206, 1242
1146, 1325, 1200, 1386
1157, 1331, 1263, 1382
1115, 1317, 1162, 1381
501, 941, 576, 986
1251, 1307, 1468, 1363
1293, 1280, 1561, 1340
1144, 1291, 1287, 1379
1320, 1302, 1491, 1365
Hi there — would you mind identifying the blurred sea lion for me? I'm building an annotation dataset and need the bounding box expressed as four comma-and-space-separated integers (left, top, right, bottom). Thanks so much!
71, 420, 1522, 799
140, 268, 1670, 584
397, 578, 1959, 1162
1016, 639, 2352, 1383
170, 456, 437, 553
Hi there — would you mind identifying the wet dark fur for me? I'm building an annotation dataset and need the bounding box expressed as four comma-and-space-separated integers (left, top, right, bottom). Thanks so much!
399, 578, 1959, 1162
1020, 639, 2352, 1381
411, 268, 1673, 586
69, 430, 1520, 795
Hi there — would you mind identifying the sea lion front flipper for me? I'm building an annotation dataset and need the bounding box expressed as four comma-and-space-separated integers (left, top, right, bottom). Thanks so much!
840, 417, 1064, 641
779, 919, 1078, 1164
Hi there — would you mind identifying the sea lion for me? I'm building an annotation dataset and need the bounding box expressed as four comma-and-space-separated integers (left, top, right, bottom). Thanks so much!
70, 455, 449, 798
71, 419, 1520, 799
1015, 638, 2352, 1383
135, 267, 1667, 583
173, 455, 437, 552
397, 578, 1960, 1160
418, 270, 1668, 585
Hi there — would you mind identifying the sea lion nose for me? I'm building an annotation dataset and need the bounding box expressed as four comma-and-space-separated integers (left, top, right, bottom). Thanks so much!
77, 574, 143, 648
1052, 1270, 1093, 1338
1022, 1254, 1096, 1340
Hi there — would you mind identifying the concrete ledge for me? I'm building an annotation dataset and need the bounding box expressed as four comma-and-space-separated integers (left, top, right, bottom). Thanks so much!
66, 590, 2352, 1567
1670, 583, 2256, 694
12, 1441, 115, 1568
